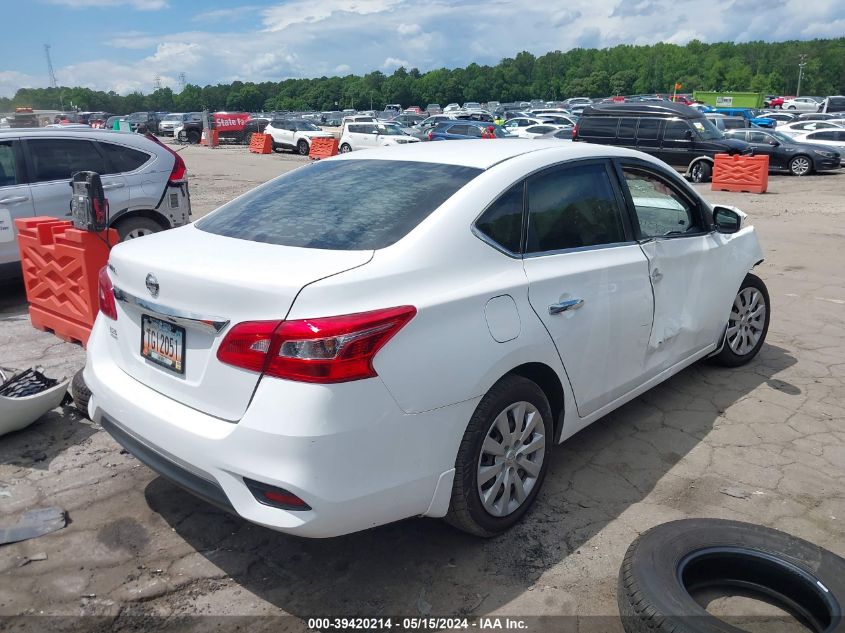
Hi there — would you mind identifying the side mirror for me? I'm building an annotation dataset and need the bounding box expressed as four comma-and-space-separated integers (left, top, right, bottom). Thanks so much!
684, 129, 694, 141
768, 139, 779, 146
713, 206, 742, 234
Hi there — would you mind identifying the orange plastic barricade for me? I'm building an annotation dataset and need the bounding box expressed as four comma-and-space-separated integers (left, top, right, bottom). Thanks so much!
309, 137, 339, 160
711, 153, 769, 194
200, 129, 219, 147
249, 133, 272, 154
14, 217, 118, 346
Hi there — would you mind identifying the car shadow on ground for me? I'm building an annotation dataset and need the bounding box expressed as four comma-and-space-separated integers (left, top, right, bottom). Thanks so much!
146, 343, 797, 618
0, 406, 97, 472
0, 279, 28, 318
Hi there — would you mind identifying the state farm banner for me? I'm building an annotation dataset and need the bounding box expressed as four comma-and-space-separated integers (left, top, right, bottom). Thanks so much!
213, 112, 251, 131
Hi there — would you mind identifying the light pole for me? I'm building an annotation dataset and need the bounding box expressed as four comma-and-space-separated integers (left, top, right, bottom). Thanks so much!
797, 54, 807, 97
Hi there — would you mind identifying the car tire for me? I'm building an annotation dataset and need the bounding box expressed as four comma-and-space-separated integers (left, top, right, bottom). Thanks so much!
71, 368, 91, 418
712, 273, 770, 367
689, 161, 712, 183
445, 374, 552, 537
186, 130, 201, 144
297, 139, 310, 155
618, 519, 845, 633
787, 105, 796, 110
788, 155, 813, 176
115, 216, 164, 241
340, 143, 352, 153
272, 141, 283, 153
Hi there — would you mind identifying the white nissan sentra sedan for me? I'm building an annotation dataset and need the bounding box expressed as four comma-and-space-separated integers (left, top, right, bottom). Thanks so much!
85, 140, 769, 538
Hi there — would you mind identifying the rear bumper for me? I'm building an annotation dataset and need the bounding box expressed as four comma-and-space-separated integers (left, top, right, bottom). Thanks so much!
85, 317, 474, 537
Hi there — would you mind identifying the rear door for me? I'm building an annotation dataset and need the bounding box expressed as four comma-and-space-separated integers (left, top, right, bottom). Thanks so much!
24, 137, 128, 222
0, 139, 34, 266
522, 160, 654, 417
616, 161, 742, 372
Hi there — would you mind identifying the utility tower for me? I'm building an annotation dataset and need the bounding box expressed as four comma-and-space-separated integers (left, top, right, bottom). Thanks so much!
44, 44, 58, 88
153, 74, 162, 91
44, 44, 63, 109
796, 54, 807, 97
178, 72, 186, 92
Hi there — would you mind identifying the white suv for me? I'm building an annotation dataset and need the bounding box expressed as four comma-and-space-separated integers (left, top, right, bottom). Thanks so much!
0, 128, 191, 280
338, 122, 420, 152
86, 140, 767, 538
264, 118, 334, 155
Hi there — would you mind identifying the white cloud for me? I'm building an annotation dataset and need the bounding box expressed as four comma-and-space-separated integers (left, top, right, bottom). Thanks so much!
397, 23, 421, 35
0, 71, 42, 98
335, 64, 352, 74
261, 0, 403, 31
382, 57, 410, 70
45, 0, 168, 9
193, 6, 259, 22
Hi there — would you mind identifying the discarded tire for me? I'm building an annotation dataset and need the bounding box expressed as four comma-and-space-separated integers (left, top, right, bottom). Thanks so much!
71, 368, 91, 418
618, 519, 845, 633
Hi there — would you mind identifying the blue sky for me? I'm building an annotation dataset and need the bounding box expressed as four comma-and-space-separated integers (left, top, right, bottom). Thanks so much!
1, 0, 844, 97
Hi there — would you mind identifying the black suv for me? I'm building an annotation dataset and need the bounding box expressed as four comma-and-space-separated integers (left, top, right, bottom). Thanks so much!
126, 111, 161, 134
574, 102, 750, 182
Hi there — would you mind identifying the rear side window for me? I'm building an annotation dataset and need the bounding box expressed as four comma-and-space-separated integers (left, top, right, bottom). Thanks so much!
98, 142, 150, 173
196, 160, 482, 250
475, 183, 523, 253
0, 141, 18, 186
581, 118, 618, 138
808, 131, 835, 140
27, 138, 108, 182
618, 118, 637, 139
637, 119, 661, 140
526, 163, 625, 253
465, 126, 483, 137
449, 125, 468, 135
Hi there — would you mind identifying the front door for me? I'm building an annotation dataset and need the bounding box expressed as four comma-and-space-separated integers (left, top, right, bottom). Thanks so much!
658, 118, 695, 168
616, 161, 743, 373
0, 139, 34, 267
746, 130, 785, 170
522, 160, 654, 417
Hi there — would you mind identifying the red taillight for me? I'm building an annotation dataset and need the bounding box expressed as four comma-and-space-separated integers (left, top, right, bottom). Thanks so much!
98, 266, 117, 320
216, 320, 278, 373
572, 123, 578, 139
144, 132, 187, 182
217, 306, 416, 384
428, 132, 433, 140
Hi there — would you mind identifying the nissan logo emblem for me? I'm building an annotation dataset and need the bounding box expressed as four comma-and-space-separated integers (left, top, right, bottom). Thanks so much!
145, 273, 159, 298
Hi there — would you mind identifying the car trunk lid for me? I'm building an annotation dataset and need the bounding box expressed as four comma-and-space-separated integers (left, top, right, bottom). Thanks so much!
105, 225, 373, 421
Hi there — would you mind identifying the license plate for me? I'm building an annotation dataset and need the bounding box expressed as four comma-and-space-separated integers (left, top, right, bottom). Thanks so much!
141, 315, 186, 374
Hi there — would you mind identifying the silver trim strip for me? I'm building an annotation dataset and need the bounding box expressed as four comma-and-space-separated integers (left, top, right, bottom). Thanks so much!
112, 286, 230, 335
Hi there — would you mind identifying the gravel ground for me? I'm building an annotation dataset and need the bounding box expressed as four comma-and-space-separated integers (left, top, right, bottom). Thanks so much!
0, 145, 843, 631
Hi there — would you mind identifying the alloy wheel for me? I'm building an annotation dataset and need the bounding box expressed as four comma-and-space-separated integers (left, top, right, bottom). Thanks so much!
726, 287, 767, 356
477, 401, 545, 517
790, 156, 811, 176
691, 164, 703, 182
124, 228, 154, 240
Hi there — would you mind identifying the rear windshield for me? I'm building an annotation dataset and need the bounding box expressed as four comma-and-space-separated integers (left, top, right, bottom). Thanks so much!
196, 160, 482, 250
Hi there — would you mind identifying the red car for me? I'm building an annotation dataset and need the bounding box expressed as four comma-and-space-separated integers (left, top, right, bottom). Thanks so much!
404, 106, 423, 114
765, 96, 785, 108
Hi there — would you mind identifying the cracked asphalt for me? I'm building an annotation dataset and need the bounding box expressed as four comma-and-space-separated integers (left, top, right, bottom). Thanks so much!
0, 146, 843, 630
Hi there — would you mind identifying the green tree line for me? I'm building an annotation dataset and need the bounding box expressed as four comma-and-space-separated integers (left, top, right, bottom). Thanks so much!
3, 37, 843, 114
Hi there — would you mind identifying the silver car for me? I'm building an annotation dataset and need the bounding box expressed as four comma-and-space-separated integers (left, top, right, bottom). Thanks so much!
0, 128, 191, 280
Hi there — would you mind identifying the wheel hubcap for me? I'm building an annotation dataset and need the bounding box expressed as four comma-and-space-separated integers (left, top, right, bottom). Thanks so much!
477, 401, 545, 517
727, 287, 766, 356
792, 158, 810, 175
125, 228, 153, 240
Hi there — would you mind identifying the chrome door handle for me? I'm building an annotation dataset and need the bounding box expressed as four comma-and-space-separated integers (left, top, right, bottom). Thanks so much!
0, 195, 29, 204
102, 183, 125, 190
651, 268, 663, 282
548, 298, 584, 315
